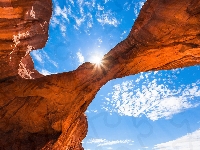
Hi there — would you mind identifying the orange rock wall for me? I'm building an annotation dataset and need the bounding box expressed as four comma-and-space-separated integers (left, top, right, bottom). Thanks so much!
0, 0, 51, 79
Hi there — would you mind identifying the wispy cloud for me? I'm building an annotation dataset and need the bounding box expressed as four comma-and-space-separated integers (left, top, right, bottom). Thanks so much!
51, 16, 59, 27
104, 0, 110, 4
142, 147, 149, 149
97, 37, 102, 44
85, 109, 98, 114
85, 1, 95, 9
96, 10, 119, 27
69, 0, 74, 5
50, 1, 71, 36
123, 2, 130, 11
73, 16, 85, 30
97, 4, 104, 10
86, 13, 93, 28
76, 51, 85, 65
31, 50, 43, 63
123, 1, 146, 14
42, 51, 58, 68
77, 0, 83, 6
51, 0, 123, 33
39, 69, 51, 75
87, 138, 134, 147
103, 72, 200, 121
60, 23, 66, 36
51, 0, 89, 32
153, 128, 200, 150
134, 1, 145, 17
54, 5, 69, 21
31, 50, 58, 68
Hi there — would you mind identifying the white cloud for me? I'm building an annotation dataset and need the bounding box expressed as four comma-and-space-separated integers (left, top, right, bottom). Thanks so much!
86, 13, 93, 28
50, 1, 71, 36
69, 0, 74, 5
96, 10, 119, 27
92, 110, 98, 113
153, 128, 200, 150
50, 16, 59, 27
86, 109, 98, 114
135, 73, 144, 83
97, 38, 102, 44
138, 1, 145, 9
85, 1, 95, 9
104, 0, 110, 4
77, 0, 83, 6
60, 24, 66, 36
97, 4, 104, 10
87, 138, 134, 147
123, 2, 131, 11
133, 1, 146, 17
103, 75, 200, 121
88, 138, 106, 144
39, 69, 51, 75
133, 8, 139, 17
142, 146, 149, 149
76, 52, 85, 64
74, 16, 85, 28
77, 0, 84, 16
122, 30, 127, 35
42, 51, 58, 68
54, 5, 69, 21
92, 0, 95, 7
31, 50, 58, 68
87, 21, 93, 28
99, 140, 133, 146
31, 51, 43, 63
51, 0, 124, 33
124, 0, 145, 12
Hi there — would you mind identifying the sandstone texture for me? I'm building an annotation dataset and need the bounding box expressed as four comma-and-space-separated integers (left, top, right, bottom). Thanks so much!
0, 0, 200, 149
0, 0, 51, 79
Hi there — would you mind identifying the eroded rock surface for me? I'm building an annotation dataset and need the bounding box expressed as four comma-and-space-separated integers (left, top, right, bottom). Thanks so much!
0, 0, 200, 149
0, 0, 51, 79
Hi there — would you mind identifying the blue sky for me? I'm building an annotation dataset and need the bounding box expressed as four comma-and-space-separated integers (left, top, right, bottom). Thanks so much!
30, 0, 200, 149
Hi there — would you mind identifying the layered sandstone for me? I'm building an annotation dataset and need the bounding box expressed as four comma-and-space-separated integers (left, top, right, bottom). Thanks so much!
0, 0, 51, 79
0, 0, 200, 149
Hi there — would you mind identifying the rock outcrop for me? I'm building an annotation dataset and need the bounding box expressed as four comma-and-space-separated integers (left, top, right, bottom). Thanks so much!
0, 0, 51, 79
0, 0, 200, 149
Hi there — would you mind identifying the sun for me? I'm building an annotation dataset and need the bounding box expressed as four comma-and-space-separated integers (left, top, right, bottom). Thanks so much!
93, 56, 102, 65
90, 55, 103, 65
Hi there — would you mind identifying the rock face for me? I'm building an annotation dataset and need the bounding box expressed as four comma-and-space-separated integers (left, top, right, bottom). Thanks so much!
0, 0, 200, 149
0, 0, 51, 79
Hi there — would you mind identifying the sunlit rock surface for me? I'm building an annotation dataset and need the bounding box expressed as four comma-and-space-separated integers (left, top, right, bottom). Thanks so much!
0, 0, 51, 79
0, 0, 200, 149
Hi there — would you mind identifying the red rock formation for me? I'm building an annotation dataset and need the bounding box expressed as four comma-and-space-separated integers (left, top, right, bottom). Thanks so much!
0, 0, 51, 79
0, 0, 200, 149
